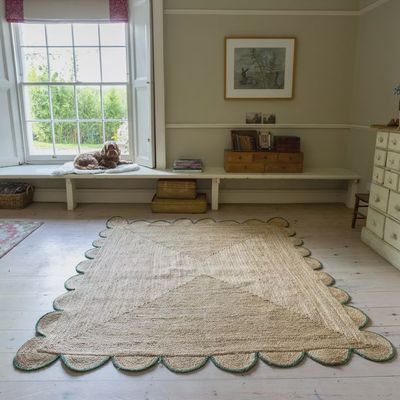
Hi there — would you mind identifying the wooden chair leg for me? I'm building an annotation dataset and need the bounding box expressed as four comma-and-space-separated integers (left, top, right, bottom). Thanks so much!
352, 196, 360, 229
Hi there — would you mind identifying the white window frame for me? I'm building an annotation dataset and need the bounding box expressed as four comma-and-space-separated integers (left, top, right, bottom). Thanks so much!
11, 22, 134, 163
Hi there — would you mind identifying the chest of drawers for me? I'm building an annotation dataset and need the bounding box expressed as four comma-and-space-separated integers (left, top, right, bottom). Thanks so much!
362, 128, 400, 271
224, 150, 303, 173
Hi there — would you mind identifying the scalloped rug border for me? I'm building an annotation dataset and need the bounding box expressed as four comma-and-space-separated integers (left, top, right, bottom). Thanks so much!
13, 216, 396, 374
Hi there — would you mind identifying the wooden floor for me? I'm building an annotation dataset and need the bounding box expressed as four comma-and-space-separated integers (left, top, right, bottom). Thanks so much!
0, 203, 399, 400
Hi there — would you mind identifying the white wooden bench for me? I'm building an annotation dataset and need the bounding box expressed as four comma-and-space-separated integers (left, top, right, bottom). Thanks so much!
0, 165, 360, 211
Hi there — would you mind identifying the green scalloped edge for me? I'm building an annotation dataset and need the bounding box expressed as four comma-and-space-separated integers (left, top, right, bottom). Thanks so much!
333, 287, 352, 305
75, 260, 91, 274
64, 274, 83, 291
345, 305, 369, 329
210, 354, 258, 373
60, 355, 110, 372
307, 349, 353, 367
13, 354, 60, 372
13, 215, 396, 373
35, 311, 62, 336
161, 356, 209, 373
112, 356, 160, 372
352, 332, 397, 363
258, 351, 306, 368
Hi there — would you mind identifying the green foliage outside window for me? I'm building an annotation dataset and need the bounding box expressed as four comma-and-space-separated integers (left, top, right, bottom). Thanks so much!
27, 67, 127, 146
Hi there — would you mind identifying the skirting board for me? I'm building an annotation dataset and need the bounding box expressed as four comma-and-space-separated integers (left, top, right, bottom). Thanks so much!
361, 227, 400, 271
33, 188, 347, 205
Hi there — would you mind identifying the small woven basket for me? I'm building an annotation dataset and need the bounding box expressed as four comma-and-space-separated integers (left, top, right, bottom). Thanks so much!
0, 183, 34, 209
156, 179, 197, 199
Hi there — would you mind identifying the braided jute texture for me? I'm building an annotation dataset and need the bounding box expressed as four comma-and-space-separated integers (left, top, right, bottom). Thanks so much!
14, 217, 395, 373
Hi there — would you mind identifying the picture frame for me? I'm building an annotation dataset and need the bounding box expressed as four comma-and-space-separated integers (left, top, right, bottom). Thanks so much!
225, 37, 296, 99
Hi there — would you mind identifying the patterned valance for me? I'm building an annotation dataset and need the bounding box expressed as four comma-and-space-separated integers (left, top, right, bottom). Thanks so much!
5, 0, 128, 23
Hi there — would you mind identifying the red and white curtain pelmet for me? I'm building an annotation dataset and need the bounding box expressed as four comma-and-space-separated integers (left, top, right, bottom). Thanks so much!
5, 0, 128, 22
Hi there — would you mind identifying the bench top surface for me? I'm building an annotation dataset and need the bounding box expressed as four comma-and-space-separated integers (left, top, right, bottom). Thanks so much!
0, 165, 360, 180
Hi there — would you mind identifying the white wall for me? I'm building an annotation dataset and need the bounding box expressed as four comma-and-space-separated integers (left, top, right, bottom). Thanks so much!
164, 9, 356, 171
347, 0, 400, 192
163, 0, 400, 196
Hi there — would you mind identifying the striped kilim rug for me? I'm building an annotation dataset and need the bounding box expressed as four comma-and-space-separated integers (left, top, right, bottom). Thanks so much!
14, 217, 395, 373
0, 220, 42, 259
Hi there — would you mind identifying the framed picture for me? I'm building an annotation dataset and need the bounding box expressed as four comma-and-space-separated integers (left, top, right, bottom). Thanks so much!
245, 112, 262, 124
225, 37, 296, 99
262, 113, 276, 124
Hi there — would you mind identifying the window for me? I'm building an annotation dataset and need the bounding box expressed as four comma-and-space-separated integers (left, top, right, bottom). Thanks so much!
14, 23, 131, 160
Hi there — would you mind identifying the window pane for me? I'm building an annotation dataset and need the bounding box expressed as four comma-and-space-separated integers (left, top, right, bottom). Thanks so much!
73, 24, 99, 46
99, 24, 126, 46
20, 24, 46, 46
51, 86, 75, 119
106, 121, 129, 155
79, 122, 103, 151
103, 86, 128, 119
54, 122, 78, 155
49, 48, 74, 82
27, 122, 53, 155
46, 24, 72, 46
101, 48, 127, 82
75, 48, 101, 82
77, 86, 101, 119
22, 48, 48, 82
24, 86, 50, 120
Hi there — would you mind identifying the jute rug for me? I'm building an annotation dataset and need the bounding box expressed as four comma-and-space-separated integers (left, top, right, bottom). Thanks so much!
0, 220, 42, 259
14, 217, 395, 373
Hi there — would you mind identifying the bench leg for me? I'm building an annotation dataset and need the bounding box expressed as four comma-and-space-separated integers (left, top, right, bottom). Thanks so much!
66, 178, 77, 211
346, 179, 359, 209
211, 178, 220, 211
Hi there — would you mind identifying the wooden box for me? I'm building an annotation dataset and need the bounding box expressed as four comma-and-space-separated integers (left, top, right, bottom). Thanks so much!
224, 151, 303, 173
151, 193, 207, 213
156, 179, 197, 199
274, 136, 301, 152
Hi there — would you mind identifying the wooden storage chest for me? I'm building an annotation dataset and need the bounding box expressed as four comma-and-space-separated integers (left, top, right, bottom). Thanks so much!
224, 150, 303, 173
156, 179, 197, 199
151, 193, 207, 213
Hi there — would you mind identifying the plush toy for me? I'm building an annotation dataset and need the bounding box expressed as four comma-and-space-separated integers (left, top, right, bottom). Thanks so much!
73, 141, 132, 170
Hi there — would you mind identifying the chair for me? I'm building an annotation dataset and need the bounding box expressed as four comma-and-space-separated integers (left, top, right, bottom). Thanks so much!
352, 193, 370, 228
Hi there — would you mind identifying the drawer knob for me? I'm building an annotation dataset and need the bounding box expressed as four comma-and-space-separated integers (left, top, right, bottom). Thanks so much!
395, 205, 400, 212
377, 156, 381, 160
391, 233, 398, 240
390, 159, 395, 165
393, 140, 397, 145
374, 195, 380, 202
379, 137, 384, 143
389, 179, 393, 184
372, 220, 377, 226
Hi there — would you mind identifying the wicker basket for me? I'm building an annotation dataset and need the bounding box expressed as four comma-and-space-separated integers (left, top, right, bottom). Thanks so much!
151, 193, 207, 214
156, 179, 197, 199
0, 183, 34, 209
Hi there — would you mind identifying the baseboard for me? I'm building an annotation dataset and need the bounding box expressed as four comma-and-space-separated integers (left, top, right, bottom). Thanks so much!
220, 189, 346, 204
361, 227, 400, 271
33, 188, 346, 205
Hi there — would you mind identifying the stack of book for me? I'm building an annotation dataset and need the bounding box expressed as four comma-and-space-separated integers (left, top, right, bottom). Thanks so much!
231, 130, 258, 151
173, 159, 203, 173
